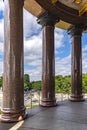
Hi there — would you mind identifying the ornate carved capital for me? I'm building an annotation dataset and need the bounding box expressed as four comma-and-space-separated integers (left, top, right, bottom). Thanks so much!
68, 24, 85, 36
37, 12, 59, 27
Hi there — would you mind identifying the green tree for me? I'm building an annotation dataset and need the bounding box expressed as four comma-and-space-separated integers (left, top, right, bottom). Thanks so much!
24, 74, 32, 91
62, 76, 71, 93
82, 74, 87, 93
23, 73, 87, 93
0, 76, 3, 88
55, 75, 71, 93
31, 81, 41, 90
55, 75, 63, 93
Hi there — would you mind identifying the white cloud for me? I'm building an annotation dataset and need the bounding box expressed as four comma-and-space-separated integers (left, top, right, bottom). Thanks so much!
0, 0, 4, 12
23, 10, 65, 80
0, 0, 4, 76
82, 45, 87, 74
55, 42, 87, 78
0, 19, 4, 57
0, 0, 4, 54
23, 9, 42, 80
0, 19, 4, 43
0, 6, 86, 80
55, 28, 64, 48
0, 42, 3, 54
23, 9, 41, 39
82, 45, 87, 52
24, 32, 42, 67
55, 54, 71, 76
24, 67, 42, 81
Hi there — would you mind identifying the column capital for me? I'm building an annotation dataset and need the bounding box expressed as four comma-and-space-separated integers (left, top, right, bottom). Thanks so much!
37, 12, 59, 27
68, 24, 85, 36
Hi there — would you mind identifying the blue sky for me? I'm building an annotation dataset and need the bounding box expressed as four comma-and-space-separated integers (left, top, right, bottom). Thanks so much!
0, 0, 87, 81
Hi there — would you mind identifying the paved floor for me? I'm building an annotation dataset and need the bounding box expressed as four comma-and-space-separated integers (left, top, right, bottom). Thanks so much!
1, 100, 87, 130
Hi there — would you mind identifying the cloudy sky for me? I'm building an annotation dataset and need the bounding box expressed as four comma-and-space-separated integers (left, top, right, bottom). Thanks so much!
0, 0, 87, 81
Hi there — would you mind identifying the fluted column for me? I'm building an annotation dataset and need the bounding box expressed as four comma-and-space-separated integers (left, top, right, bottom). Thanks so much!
68, 25, 84, 101
38, 13, 59, 106
1, 0, 26, 122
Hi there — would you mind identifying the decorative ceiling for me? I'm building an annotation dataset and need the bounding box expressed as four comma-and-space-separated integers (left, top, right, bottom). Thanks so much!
58, 0, 87, 10
24, 0, 45, 17
24, 0, 87, 31
52, 0, 87, 16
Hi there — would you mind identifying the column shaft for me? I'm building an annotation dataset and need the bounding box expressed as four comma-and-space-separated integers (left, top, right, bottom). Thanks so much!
1, 0, 26, 122
68, 25, 84, 101
37, 13, 58, 106
41, 25, 56, 106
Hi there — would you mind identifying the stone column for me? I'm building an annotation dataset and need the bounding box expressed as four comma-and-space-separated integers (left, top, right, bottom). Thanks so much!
38, 13, 59, 106
68, 25, 84, 101
1, 0, 26, 122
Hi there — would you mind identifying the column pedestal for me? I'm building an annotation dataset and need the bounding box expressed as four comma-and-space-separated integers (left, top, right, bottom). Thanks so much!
70, 94, 84, 102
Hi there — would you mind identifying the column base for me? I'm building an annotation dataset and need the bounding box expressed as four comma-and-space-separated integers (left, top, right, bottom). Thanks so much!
69, 94, 85, 102
40, 98, 57, 107
0, 106, 27, 122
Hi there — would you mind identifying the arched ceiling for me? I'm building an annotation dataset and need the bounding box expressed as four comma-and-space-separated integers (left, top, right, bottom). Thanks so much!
24, 0, 87, 31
